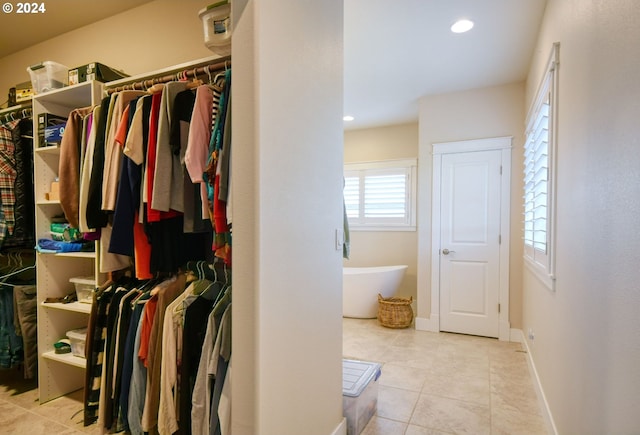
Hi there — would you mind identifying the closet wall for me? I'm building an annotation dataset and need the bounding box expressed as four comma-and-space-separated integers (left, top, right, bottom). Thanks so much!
232, 0, 345, 434
1, 1, 347, 434
0, 0, 212, 95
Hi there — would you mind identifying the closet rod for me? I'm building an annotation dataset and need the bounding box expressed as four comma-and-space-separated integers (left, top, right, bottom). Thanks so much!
0, 105, 32, 124
107, 56, 231, 94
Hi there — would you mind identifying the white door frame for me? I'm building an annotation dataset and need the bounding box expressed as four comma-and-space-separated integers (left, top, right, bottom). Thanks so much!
416, 136, 512, 341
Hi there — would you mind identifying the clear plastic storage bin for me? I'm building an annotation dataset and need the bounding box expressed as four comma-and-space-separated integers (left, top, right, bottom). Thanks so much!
27, 61, 69, 94
66, 327, 87, 358
70, 276, 95, 304
343, 359, 382, 435
199, 1, 231, 55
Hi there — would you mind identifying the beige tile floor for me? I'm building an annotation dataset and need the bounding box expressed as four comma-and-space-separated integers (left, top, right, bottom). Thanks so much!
0, 368, 98, 435
343, 318, 550, 435
0, 319, 548, 435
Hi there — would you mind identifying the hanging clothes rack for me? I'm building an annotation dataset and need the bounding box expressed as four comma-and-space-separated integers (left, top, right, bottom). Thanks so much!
0, 105, 32, 124
106, 55, 230, 94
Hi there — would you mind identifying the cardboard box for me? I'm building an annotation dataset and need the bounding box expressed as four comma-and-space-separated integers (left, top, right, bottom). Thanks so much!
15, 81, 34, 102
68, 62, 128, 85
38, 113, 67, 147
46, 181, 60, 201
8, 81, 33, 105
44, 123, 66, 144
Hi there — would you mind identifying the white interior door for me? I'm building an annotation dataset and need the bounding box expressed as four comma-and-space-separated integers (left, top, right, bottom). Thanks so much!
438, 149, 502, 337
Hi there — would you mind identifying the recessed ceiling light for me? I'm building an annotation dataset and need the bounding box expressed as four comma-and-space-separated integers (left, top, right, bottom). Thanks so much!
451, 19, 474, 33
343, 115, 355, 121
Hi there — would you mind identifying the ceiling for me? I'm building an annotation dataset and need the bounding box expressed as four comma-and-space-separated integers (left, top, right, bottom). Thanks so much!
344, 0, 547, 129
0, 0, 547, 131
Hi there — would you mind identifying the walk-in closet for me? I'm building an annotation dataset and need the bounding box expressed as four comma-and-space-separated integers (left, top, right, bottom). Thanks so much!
0, 1, 344, 434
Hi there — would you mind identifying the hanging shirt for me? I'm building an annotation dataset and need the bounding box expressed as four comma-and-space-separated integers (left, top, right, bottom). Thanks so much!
79, 106, 100, 233
185, 85, 220, 220
102, 90, 146, 212
59, 106, 93, 229
0, 119, 19, 244
151, 81, 188, 213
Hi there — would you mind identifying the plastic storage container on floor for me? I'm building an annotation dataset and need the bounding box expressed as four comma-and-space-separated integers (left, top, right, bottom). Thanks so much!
27, 61, 69, 94
66, 327, 87, 358
199, 1, 231, 55
70, 276, 94, 304
343, 359, 382, 435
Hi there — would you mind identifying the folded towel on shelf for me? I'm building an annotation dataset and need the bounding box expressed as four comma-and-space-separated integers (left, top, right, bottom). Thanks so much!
36, 238, 94, 253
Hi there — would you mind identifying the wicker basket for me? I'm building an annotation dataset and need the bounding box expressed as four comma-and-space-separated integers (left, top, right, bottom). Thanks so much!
377, 294, 414, 328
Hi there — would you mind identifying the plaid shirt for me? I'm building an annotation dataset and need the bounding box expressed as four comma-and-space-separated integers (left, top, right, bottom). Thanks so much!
0, 119, 18, 245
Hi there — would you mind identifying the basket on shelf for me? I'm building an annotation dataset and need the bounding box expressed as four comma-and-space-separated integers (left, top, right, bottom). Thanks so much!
377, 294, 414, 329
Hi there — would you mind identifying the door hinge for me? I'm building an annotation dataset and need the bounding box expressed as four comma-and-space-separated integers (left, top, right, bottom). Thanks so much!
498, 303, 501, 313
499, 234, 502, 244
500, 165, 503, 175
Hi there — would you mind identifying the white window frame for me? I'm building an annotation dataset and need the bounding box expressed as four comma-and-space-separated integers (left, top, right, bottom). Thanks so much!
523, 42, 559, 290
344, 158, 417, 231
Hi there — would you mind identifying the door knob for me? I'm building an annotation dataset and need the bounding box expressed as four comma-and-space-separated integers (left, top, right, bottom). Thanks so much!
442, 248, 456, 255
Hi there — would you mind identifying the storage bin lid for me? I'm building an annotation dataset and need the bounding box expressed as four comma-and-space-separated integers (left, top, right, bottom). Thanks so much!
27, 60, 68, 73
69, 276, 94, 285
343, 359, 381, 397
66, 327, 87, 340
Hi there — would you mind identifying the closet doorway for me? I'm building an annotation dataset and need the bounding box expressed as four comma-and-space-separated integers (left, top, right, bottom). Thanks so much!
430, 136, 512, 339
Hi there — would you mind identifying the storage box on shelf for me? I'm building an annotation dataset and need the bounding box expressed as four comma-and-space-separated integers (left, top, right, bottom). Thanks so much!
28, 61, 69, 94
33, 80, 105, 403
66, 327, 88, 358
70, 276, 95, 304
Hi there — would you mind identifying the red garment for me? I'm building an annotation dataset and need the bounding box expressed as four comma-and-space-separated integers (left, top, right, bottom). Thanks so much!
133, 210, 152, 280
146, 93, 181, 223
138, 295, 158, 367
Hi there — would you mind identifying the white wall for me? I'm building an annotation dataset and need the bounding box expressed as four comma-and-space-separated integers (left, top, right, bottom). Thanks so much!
0, 0, 213, 100
417, 83, 525, 329
344, 123, 419, 300
233, 1, 345, 434
523, 0, 640, 433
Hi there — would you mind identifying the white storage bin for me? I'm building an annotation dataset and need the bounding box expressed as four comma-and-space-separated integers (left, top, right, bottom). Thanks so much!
199, 1, 231, 55
343, 359, 381, 435
70, 276, 95, 304
27, 61, 69, 94
66, 327, 87, 358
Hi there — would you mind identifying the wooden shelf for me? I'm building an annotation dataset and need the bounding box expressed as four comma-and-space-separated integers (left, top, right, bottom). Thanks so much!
34, 145, 60, 155
32, 81, 97, 108
37, 250, 96, 259
36, 199, 61, 205
42, 350, 87, 369
41, 301, 92, 314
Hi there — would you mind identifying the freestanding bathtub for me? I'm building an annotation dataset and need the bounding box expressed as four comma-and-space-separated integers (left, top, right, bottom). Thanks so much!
343, 265, 408, 318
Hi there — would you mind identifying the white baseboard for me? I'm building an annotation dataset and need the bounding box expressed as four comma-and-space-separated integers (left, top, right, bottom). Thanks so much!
514, 329, 559, 435
331, 417, 347, 435
415, 316, 438, 332
510, 328, 523, 342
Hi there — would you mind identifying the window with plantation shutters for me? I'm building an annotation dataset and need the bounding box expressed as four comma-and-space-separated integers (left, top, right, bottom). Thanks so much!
523, 42, 559, 289
344, 159, 417, 230
524, 95, 549, 253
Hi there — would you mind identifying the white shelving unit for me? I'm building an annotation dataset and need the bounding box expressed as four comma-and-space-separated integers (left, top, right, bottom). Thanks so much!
32, 81, 104, 404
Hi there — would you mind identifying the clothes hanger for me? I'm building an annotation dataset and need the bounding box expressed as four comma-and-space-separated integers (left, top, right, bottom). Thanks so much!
0, 264, 35, 283
206, 65, 213, 84
187, 68, 203, 89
